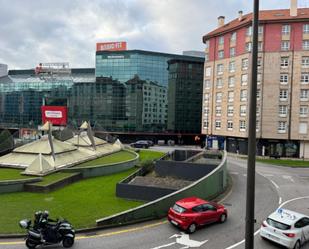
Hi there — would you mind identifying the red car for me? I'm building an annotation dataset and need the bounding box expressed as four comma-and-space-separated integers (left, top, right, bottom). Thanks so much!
167, 197, 227, 233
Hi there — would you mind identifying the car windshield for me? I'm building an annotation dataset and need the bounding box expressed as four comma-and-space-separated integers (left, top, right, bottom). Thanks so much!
266, 218, 291, 230
172, 204, 186, 213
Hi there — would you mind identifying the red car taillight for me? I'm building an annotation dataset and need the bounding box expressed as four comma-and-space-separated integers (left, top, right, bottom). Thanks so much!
261, 221, 267, 227
283, 232, 295, 238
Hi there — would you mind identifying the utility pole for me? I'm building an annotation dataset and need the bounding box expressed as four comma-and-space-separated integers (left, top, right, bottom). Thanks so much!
245, 0, 259, 248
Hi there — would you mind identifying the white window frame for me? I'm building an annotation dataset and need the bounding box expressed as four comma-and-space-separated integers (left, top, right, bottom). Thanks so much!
280, 74, 289, 85
300, 89, 309, 101
279, 105, 288, 117
227, 105, 234, 116
304, 24, 309, 34
242, 58, 249, 70
216, 92, 222, 103
227, 120, 233, 130
256, 89, 261, 100
204, 79, 211, 89
240, 120, 246, 131
257, 73, 262, 84
240, 105, 247, 116
218, 36, 224, 45
241, 74, 248, 86
203, 121, 209, 129
240, 90, 247, 101
278, 121, 287, 133
229, 61, 235, 73
216, 78, 223, 88
303, 40, 309, 50
279, 89, 288, 101
228, 91, 234, 102
217, 64, 224, 75
218, 50, 224, 59
280, 57, 289, 68
301, 73, 309, 84
302, 56, 309, 67
246, 26, 252, 36
231, 32, 237, 42
204, 107, 210, 116
282, 24, 290, 35
228, 76, 235, 88
246, 42, 252, 52
300, 105, 308, 117
204, 93, 210, 102
205, 66, 211, 77
230, 47, 236, 57
215, 106, 222, 116
258, 25, 264, 35
215, 120, 221, 129
281, 41, 290, 51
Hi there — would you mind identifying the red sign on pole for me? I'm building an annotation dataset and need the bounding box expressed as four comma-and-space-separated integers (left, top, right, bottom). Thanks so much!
96, 42, 127, 52
41, 106, 67, 126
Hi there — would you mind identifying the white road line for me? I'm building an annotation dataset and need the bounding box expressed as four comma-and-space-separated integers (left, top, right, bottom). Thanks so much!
261, 174, 273, 177
150, 242, 176, 249
279, 197, 282, 205
282, 175, 295, 183
270, 179, 279, 189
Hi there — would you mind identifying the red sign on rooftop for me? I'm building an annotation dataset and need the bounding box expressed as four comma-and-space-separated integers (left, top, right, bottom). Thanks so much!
96, 42, 127, 52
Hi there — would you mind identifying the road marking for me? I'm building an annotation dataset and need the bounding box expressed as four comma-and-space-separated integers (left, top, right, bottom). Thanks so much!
261, 174, 273, 177
270, 179, 279, 189
282, 175, 294, 182
151, 233, 208, 249
0, 241, 24, 245
279, 197, 282, 205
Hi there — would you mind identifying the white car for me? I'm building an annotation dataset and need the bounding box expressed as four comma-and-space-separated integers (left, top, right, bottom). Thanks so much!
260, 208, 309, 249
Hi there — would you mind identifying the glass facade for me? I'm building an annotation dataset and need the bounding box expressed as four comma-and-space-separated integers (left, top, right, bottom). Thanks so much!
167, 58, 204, 133
0, 50, 203, 133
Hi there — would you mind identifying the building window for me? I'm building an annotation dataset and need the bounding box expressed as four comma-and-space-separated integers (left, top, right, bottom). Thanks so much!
229, 61, 235, 72
303, 24, 309, 34
300, 105, 308, 117
257, 57, 262, 68
205, 53, 209, 62
246, 42, 252, 52
241, 74, 248, 86
282, 24, 290, 35
299, 123, 308, 134
218, 50, 224, 59
256, 105, 260, 116
215, 106, 222, 116
281, 41, 290, 51
204, 107, 210, 116
230, 47, 236, 57
240, 120, 246, 131
279, 89, 288, 101
240, 89, 247, 101
302, 56, 309, 67
203, 121, 209, 129
240, 105, 247, 116
280, 74, 289, 84
279, 105, 288, 117
205, 66, 211, 77
246, 26, 252, 36
216, 92, 222, 103
216, 78, 223, 88
258, 25, 264, 35
256, 89, 261, 99
281, 57, 289, 68
278, 121, 287, 133
227, 121, 233, 130
227, 105, 234, 116
257, 73, 262, 84
215, 120, 221, 129
228, 76, 235, 88
303, 40, 309, 50
228, 91, 234, 102
204, 93, 210, 102
217, 64, 224, 75
218, 36, 224, 45
301, 73, 309, 84
258, 42, 263, 51
300, 89, 309, 101
204, 79, 211, 89
231, 32, 237, 42
256, 120, 260, 131
242, 58, 249, 70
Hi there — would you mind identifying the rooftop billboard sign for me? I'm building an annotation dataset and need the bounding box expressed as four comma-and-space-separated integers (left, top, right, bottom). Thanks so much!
41, 106, 67, 126
96, 42, 127, 52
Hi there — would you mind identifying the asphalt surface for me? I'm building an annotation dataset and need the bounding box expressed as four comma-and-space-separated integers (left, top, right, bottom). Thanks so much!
1, 150, 309, 249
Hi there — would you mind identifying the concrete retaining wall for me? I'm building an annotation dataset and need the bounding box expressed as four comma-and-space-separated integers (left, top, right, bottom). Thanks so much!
24, 173, 82, 193
61, 150, 139, 178
96, 151, 227, 227
0, 178, 41, 194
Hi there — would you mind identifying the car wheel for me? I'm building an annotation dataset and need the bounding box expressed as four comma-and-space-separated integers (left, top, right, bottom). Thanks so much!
186, 223, 197, 234
293, 240, 301, 249
219, 213, 227, 223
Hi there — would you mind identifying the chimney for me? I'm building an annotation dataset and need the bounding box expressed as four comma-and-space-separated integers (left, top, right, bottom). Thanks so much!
218, 16, 225, 27
290, 0, 297, 17
238, 10, 243, 21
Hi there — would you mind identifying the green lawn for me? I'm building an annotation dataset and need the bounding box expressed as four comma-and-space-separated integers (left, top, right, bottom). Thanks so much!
138, 150, 165, 162
76, 150, 136, 167
256, 158, 309, 167
0, 168, 35, 181
33, 172, 78, 186
0, 168, 142, 234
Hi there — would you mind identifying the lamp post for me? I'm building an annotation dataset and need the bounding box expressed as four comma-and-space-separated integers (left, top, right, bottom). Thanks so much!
245, 0, 259, 248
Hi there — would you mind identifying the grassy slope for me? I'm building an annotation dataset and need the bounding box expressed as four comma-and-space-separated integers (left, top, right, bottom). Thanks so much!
0, 168, 34, 181
76, 150, 136, 167
138, 150, 165, 162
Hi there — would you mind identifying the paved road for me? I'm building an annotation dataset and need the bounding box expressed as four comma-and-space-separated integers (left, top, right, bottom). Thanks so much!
1, 155, 309, 249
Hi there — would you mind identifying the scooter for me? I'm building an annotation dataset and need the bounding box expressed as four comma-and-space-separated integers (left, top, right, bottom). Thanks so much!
19, 212, 75, 249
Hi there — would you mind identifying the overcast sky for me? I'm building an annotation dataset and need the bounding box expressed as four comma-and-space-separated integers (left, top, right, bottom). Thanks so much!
0, 0, 307, 69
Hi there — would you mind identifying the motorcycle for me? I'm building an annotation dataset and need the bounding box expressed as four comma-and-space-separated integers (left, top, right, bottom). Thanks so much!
19, 211, 75, 249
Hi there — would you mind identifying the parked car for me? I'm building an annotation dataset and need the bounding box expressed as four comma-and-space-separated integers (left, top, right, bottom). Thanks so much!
130, 140, 150, 149
167, 197, 227, 233
260, 208, 309, 249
